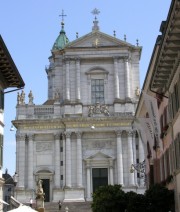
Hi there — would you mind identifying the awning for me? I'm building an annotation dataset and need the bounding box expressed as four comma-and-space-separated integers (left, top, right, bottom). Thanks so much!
8, 205, 37, 211
0, 199, 9, 205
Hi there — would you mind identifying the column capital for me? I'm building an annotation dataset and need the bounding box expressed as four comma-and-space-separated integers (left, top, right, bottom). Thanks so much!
127, 130, 133, 137
65, 131, 72, 138
76, 132, 82, 139
16, 134, 26, 141
113, 56, 119, 62
115, 130, 123, 137
75, 57, 81, 62
64, 57, 70, 63
28, 134, 34, 141
54, 133, 60, 140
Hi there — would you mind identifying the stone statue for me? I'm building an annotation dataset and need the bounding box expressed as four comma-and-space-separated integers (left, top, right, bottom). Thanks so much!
20, 90, 25, 104
28, 90, 34, 104
135, 87, 140, 96
17, 92, 21, 105
101, 105, 110, 116
54, 91, 60, 102
36, 179, 45, 209
88, 105, 94, 117
94, 102, 101, 114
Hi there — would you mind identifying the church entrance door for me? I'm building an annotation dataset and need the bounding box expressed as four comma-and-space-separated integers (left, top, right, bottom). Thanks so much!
42, 179, 50, 202
92, 168, 108, 193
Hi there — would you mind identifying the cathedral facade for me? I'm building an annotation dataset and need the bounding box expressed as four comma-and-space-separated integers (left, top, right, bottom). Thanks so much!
13, 12, 145, 202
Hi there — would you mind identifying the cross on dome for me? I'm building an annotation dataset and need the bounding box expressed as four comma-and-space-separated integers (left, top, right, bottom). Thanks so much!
59, 9, 67, 23
91, 8, 100, 31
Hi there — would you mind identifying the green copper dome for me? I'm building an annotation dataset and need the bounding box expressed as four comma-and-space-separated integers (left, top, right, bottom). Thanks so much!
52, 22, 69, 50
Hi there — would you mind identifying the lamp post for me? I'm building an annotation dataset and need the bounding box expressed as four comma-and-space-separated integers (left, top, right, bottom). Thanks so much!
130, 160, 146, 181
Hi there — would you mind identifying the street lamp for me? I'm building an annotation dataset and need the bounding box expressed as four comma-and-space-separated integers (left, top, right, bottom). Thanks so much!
130, 160, 146, 179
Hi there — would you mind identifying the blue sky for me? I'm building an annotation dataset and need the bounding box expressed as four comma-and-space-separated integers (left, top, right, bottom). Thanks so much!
1, 0, 171, 175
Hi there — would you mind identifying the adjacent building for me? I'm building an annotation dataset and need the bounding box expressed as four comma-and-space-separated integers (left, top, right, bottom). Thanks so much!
0, 35, 25, 209
13, 12, 145, 203
135, 0, 180, 211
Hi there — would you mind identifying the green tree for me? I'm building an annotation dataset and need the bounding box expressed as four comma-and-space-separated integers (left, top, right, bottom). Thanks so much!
145, 183, 174, 212
127, 193, 147, 212
91, 184, 126, 212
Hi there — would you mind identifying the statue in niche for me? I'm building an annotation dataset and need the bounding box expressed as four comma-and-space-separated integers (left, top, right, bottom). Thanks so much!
54, 91, 60, 102
28, 90, 34, 104
20, 90, 25, 104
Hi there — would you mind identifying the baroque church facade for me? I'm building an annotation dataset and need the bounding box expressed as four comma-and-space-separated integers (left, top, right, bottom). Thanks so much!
13, 11, 145, 202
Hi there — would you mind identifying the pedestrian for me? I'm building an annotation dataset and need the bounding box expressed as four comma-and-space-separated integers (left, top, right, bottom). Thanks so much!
30, 198, 33, 208
58, 200, 62, 210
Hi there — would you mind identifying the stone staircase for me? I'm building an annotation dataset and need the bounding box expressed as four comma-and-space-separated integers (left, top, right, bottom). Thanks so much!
44, 201, 92, 212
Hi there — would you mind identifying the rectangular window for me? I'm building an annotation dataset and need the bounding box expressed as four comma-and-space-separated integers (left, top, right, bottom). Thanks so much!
61, 175, 63, 180
0, 90, 4, 110
60, 161, 63, 166
91, 79, 104, 104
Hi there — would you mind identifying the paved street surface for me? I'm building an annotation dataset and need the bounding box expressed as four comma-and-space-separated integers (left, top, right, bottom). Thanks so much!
44, 202, 92, 212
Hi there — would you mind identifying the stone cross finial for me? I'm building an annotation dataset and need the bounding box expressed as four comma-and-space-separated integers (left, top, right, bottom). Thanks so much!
59, 9, 67, 22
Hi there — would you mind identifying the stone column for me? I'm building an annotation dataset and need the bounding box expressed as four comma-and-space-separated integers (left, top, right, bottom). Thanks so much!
15, 134, 20, 176
65, 132, 72, 187
62, 135, 66, 187
113, 57, 120, 100
28, 134, 34, 189
76, 132, 83, 187
116, 131, 123, 185
65, 59, 70, 101
132, 131, 137, 186
127, 131, 135, 186
76, 58, 81, 101
86, 161, 91, 200
139, 135, 145, 186
16, 134, 26, 188
54, 133, 61, 188
109, 159, 114, 185
124, 58, 131, 99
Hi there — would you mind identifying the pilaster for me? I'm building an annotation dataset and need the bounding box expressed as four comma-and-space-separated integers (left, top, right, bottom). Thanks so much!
54, 133, 61, 188
124, 58, 131, 100
116, 130, 124, 185
65, 59, 70, 101
75, 58, 81, 102
28, 134, 34, 189
76, 132, 83, 187
127, 131, 135, 186
65, 132, 72, 188
86, 161, 91, 200
113, 57, 120, 100
16, 134, 26, 188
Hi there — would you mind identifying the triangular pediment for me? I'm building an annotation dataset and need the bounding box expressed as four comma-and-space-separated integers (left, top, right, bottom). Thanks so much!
66, 31, 136, 49
86, 151, 112, 160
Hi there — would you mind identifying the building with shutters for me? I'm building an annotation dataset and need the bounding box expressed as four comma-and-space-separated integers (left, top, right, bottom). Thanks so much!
135, 0, 180, 211
0, 35, 24, 209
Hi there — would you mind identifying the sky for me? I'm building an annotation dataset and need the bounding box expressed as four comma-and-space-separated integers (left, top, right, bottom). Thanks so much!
0, 0, 171, 176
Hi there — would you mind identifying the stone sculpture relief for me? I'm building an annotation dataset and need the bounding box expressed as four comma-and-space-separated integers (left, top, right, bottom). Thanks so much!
36, 142, 52, 152
88, 102, 110, 117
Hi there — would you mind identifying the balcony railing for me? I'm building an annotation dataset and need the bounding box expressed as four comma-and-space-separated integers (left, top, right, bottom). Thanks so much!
34, 106, 54, 115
